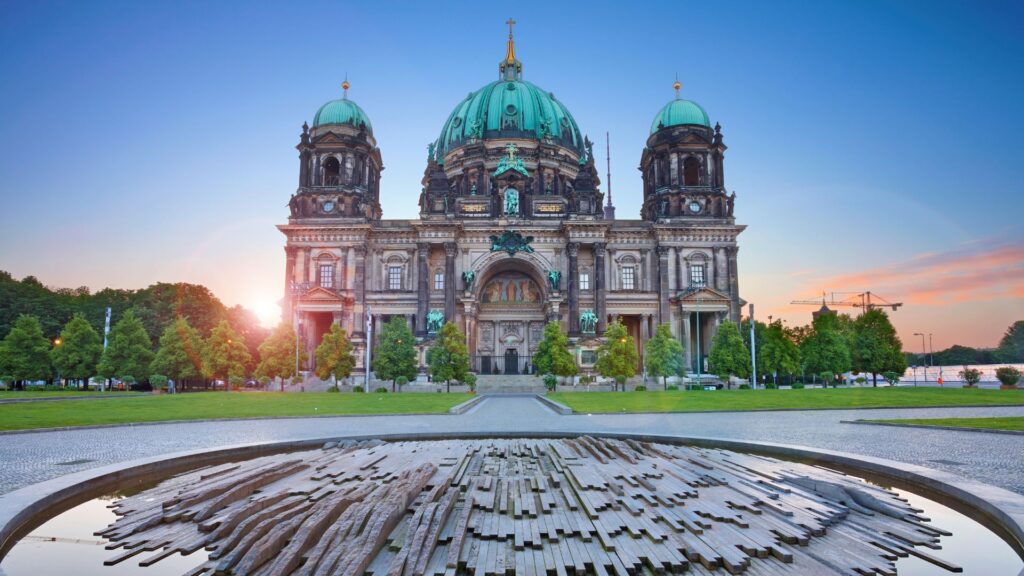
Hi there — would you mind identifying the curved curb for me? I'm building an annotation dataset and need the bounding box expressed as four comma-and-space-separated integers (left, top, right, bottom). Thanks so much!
534, 394, 572, 414
1, 431, 1023, 563
448, 394, 485, 414
544, 401, 1024, 416
843, 419, 1024, 436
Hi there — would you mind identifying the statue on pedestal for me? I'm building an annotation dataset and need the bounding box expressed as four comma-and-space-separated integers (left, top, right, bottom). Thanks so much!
579, 310, 598, 334
547, 270, 561, 292
462, 270, 476, 290
426, 310, 444, 335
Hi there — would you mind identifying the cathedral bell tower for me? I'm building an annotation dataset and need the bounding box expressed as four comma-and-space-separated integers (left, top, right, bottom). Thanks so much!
290, 80, 384, 221
639, 79, 733, 222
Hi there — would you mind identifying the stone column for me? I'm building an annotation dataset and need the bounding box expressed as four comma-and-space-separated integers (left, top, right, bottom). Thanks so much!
656, 245, 671, 324
567, 242, 579, 334
682, 311, 692, 371
640, 314, 651, 343
284, 247, 296, 319
714, 247, 728, 291
594, 243, 607, 334
727, 247, 741, 321
416, 242, 429, 336
353, 245, 367, 336
444, 242, 456, 322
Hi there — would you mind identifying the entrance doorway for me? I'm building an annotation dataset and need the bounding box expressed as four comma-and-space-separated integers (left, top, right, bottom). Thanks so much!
504, 349, 519, 375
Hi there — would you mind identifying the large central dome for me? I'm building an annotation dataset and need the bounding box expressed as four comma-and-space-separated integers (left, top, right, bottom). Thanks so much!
434, 79, 583, 160
432, 25, 583, 163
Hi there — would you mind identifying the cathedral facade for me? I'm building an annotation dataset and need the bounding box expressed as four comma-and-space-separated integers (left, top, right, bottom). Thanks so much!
279, 26, 745, 377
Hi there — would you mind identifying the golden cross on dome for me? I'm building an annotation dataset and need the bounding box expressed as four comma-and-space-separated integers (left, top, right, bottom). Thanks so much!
506, 18, 516, 38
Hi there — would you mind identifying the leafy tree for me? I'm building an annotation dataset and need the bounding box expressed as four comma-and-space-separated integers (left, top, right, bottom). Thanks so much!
996, 321, 1024, 362
594, 320, 638, 391
372, 317, 417, 391
0, 315, 52, 386
883, 371, 902, 386
315, 324, 356, 386
50, 314, 102, 388
203, 319, 252, 388
645, 324, 684, 390
533, 322, 578, 383
150, 317, 205, 383
852, 309, 906, 386
759, 321, 800, 385
96, 310, 153, 381
254, 323, 305, 386
426, 321, 469, 392
708, 321, 750, 387
800, 313, 851, 385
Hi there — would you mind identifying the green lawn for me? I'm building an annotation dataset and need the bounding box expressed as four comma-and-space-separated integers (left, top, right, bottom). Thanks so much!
0, 392, 469, 431
0, 390, 141, 399
866, 417, 1024, 432
549, 387, 1024, 414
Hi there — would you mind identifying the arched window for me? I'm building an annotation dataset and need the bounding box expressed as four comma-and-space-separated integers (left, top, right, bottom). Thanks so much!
683, 156, 701, 186
323, 156, 340, 186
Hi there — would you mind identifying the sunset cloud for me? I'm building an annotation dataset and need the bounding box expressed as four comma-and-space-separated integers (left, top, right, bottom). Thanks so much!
798, 237, 1024, 307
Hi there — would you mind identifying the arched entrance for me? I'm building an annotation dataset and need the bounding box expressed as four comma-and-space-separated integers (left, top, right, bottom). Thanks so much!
472, 258, 548, 375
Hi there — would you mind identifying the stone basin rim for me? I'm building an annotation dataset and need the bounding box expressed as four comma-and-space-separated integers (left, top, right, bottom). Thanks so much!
1, 431, 1023, 565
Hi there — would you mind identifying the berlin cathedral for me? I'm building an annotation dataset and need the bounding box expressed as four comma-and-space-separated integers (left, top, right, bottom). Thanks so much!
279, 23, 745, 378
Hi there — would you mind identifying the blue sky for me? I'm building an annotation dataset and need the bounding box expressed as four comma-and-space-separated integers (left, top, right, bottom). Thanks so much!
1, 0, 1022, 347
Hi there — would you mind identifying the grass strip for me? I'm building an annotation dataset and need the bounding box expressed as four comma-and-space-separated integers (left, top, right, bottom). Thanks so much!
549, 387, 1024, 414
863, 416, 1024, 432
0, 392, 468, 431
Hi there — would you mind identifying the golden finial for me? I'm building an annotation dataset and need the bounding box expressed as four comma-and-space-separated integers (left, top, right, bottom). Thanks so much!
673, 74, 681, 98
505, 17, 517, 64
342, 76, 350, 99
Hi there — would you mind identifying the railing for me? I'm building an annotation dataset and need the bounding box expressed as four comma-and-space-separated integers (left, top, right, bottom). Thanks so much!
471, 354, 536, 376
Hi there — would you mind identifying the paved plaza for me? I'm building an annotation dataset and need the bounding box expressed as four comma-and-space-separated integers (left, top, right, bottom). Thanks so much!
2, 395, 1023, 496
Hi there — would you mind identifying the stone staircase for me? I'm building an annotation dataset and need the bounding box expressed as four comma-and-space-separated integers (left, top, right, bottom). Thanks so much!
475, 375, 546, 394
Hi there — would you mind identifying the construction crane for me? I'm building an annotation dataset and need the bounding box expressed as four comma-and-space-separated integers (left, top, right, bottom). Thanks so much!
790, 291, 903, 314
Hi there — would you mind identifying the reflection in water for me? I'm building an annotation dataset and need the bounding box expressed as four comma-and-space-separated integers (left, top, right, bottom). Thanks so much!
1, 479, 1021, 575
2, 498, 208, 576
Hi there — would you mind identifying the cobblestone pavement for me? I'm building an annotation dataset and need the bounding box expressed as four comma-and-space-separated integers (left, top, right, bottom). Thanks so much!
1, 395, 1023, 495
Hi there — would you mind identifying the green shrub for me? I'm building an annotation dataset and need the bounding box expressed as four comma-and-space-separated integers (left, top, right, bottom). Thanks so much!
883, 371, 902, 386
738, 384, 750, 390
542, 374, 557, 391
665, 385, 679, 391
463, 373, 477, 392
634, 385, 647, 392
395, 376, 409, 391
375, 386, 389, 393
352, 386, 366, 393
228, 375, 244, 390
791, 382, 805, 389
765, 383, 777, 389
149, 374, 168, 390
121, 375, 136, 385
959, 367, 981, 387
996, 367, 1021, 387
258, 376, 271, 387
326, 385, 339, 393
686, 384, 703, 391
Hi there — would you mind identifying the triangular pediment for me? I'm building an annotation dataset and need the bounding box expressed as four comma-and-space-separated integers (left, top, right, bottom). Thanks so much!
301, 286, 344, 302
677, 286, 731, 303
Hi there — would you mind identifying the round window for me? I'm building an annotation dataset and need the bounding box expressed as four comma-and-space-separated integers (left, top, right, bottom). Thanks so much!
451, 117, 462, 129
505, 83, 516, 91
506, 104, 517, 115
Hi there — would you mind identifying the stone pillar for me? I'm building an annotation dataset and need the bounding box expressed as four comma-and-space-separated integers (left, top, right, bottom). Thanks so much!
353, 246, 367, 336
444, 242, 456, 322
416, 242, 429, 336
682, 311, 693, 371
656, 245, 671, 324
594, 243, 607, 334
727, 247, 741, 321
567, 242, 579, 334
640, 314, 651, 343
284, 247, 296, 319
714, 247, 728, 291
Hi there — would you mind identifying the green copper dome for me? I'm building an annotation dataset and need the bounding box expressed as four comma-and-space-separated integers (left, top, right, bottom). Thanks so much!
313, 98, 373, 133
434, 79, 583, 160
650, 98, 710, 133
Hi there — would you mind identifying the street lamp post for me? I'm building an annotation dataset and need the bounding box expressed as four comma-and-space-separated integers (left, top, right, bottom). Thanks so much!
53, 338, 62, 388
913, 332, 927, 382
365, 307, 373, 393
289, 282, 309, 392
695, 296, 702, 389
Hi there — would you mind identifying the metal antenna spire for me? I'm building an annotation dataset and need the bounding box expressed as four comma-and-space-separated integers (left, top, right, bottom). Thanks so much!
604, 131, 615, 219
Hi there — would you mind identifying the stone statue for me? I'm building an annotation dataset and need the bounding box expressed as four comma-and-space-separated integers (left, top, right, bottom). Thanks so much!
427, 142, 435, 159
469, 118, 482, 138
426, 310, 444, 335
579, 310, 598, 334
470, 182, 477, 195
504, 188, 519, 215
727, 191, 736, 216
288, 194, 298, 217
462, 270, 475, 290
659, 198, 669, 217
547, 270, 561, 292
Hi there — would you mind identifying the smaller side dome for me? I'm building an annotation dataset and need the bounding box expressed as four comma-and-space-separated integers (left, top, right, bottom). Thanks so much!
650, 98, 710, 133
312, 91, 373, 133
